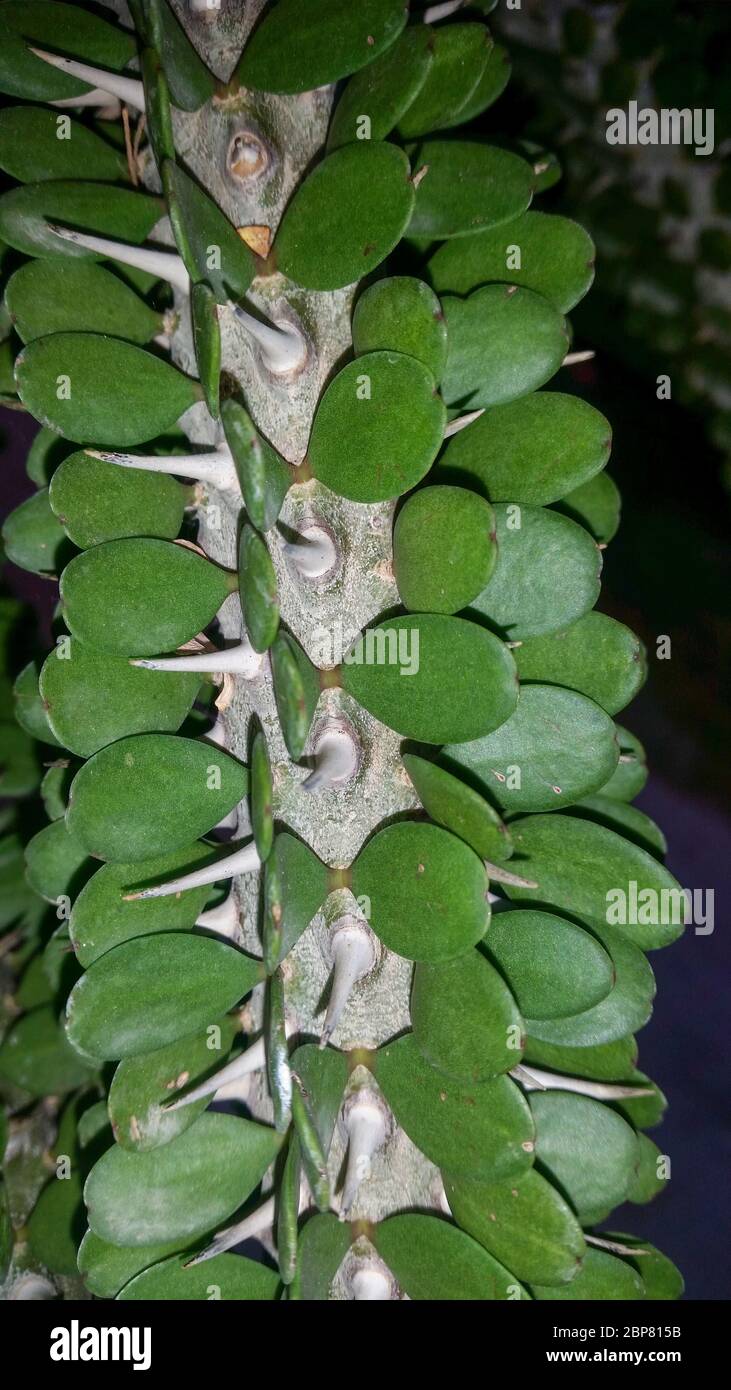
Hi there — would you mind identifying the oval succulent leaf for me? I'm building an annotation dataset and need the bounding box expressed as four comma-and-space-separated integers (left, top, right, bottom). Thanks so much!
275, 144, 415, 292
342, 614, 518, 744
442, 285, 569, 409
408, 141, 534, 241
526, 921, 655, 1048
0, 1004, 96, 1098
237, 0, 407, 94
598, 725, 648, 802
15, 334, 200, 447
163, 159, 255, 302
429, 210, 595, 312
394, 486, 497, 614
0, 2, 137, 103
270, 632, 321, 762
376, 1213, 529, 1301
328, 24, 434, 150
146, 0, 216, 112
289, 1213, 352, 1302
411, 946, 523, 1082
118, 1251, 279, 1301
49, 450, 187, 548
25, 816, 93, 904
1, 486, 71, 577
0, 105, 127, 183
513, 611, 647, 716
13, 659, 60, 745
445, 1169, 586, 1287
352, 821, 489, 962
6, 261, 162, 348
0, 181, 163, 260
554, 470, 622, 545
397, 23, 492, 139
570, 795, 666, 861
529, 1245, 644, 1301
66, 733, 248, 863
474, 504, 601, 639
402, 753, 513, 864
263, 834, 329, 972
530, 1090, 639, 1225
85, 1112, 280, 1246
221, 399, 291, 533
352, 276, 448, 380
60, 538, 233, 657
308, 351, 445, 503
66, 933, 261, 1060
238, 524, 279, 654
484, 908, 615, 1020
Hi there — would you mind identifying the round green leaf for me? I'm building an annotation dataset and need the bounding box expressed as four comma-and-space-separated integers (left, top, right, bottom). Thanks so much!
66, 933, 261, 1060
394, 486, 497, 613
60, 538, 232, 657
0, 1005, 96, 1097
398, 23, 492, 139
411, 946, 523, 1082
627, 1133, 667, 1205
529, 1246, 644, 1300
445, 1169, 585, 1287
605, 1232, 684, 1300
0, 2, 137, 102
505, 814, 684, 950
0, 105, 126, 183
40, 638, 200, 759
2, 487, 71, 577
376, 1213, 529, 1301
436, 392, 612, 506
376, 1034, 534, 1181
342, 614, 518, 743
444, 685, 618, 813
308, 351, 445, 502
25, 817, 92, 904
402, 753, 513, 863
352, 277, 448, 379
78, 1229, 191, 1299
409, 142, 534, 241
49, 450, 187, 548
352, 821, 488, 962
276, 144, 415, 292
118, 1250, 279, 1300
25, 424, 73, 485
598, 725, 648, 802
85, 1112, 280, 1246
531, 1090, 639, 1225
7, 261, 160, 347
442, 285, 568, 409
238, 524, 279, 653
473, 505, 601, 639
270, 632, 321, 762
513, 612, 647, 716
328, 24, 434, 150
526, 922, 655, 1048
16, 334, 200, 446
108, 1016, 238, 1151
70, 843, 219, 967
554, 470, 622, 544
429, 211, 595, 312
27, 1171, 85, 1276
0, 180, 162, 260
237, 0, 407, 94
41, 762, 76, 821
163, 159, 255, 302
13, 659, 60, 745
485, 908, 614, 1020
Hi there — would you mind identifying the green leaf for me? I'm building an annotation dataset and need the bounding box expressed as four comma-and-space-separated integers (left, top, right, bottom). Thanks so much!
0, 1005, 96, 1097
42, 626, 199, 760
411, 946, 523, 1082
140, 45, 175, 166
263, 833, 328, 972
598, 725, 648, 802
554, 470, 622, 544
398, 23, 492, 139
0, 105, 127, 183
0, 720, 40, 796
485, 909, 614, 1021
529, 1246, 644, 1300
147, 0, 216, 111
352, 822, 488, 962
238, 524, 279, 653
85, 1112, 281, 1246
60, 538, 232, 657
289, 1213, 351, 1301
376, 1034, 534, 1181
0, 180, 162, 260
118, 1250, 279, 1300
25, 817, 93, 903
0, 2, 137, 102
191, 281, 221, 418
604, 1232, 684, 1300
526, 922, 655, 1048
570, 794, 666, 861
614, 1071, 667, 1131
251, 730, 274, 862
513, 612, 647, 716
66, 933, 261, 1060
627, 1133, 667, 1204
504, 814, 685, 950
163, 159, 255, 303
221, 399, 291, 532
13, 659, 60, 745
66, 733, 248, 863
25, 425, 73, 485
394, 486, 497, 613
6, 261, 161, 347
49, 449, 186, 548
275, 144, 415, 292
450, 40, 511, 124
531, 1090, 639, 1225
236, 0, 407, 94
445, 685, 618, 813
523, 1034, 639, 1083
107, 1015, 238, 1151
16, 334, 200, 446
445, 1169, 585, 1286
70, 843, 218, 967
328, 24, 434, 150
41, 761, 76, 821
442, 286, 568, 409
28, 1171, 85, 1276
2, 487, 71, 577
473, 506, 601, 639
290, 1044, 349, 1156
270, 632, 321, 761
429, 211, 595, 312
409, 142, 534, 241
401, 753, 513, 863
377, 1213, 529, 1300
436, 392, 611, 506
308, 351, 445, 502
352, 277, 448, 380
343, 614, 518, 743
78, 1228, 191, 1298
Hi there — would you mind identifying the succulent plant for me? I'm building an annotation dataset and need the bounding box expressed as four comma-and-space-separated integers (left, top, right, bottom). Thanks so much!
0, 0, 684, 1301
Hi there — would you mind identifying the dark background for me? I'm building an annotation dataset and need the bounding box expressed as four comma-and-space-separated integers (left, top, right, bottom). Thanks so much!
2, 0, 730, 1299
